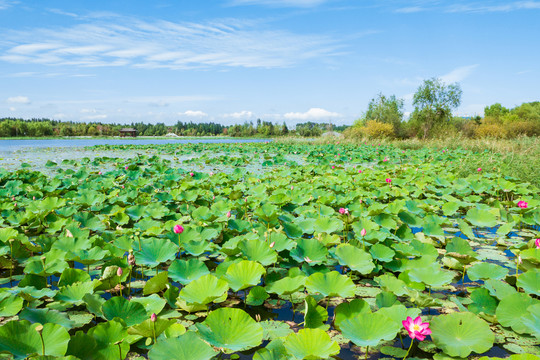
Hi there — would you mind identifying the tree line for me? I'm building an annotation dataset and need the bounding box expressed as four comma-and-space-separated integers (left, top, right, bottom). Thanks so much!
345, 77, 540, 139
0, 118, 346, 138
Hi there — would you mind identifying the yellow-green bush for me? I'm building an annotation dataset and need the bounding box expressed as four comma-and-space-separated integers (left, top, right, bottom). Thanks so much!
474, 123, 508, 138
506, 121, 540, 137
363, 120, 394, 138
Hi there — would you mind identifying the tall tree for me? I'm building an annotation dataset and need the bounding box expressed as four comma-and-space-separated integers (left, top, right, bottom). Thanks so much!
411, 78, 462, 139
364, 93, 404, 135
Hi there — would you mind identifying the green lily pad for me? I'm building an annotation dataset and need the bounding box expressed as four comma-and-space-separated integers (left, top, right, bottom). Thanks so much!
517, 268, 540, 296
340, 311, 401, 347
496, 293, 539, 334
305, 271, 355, 298
283, 328, 340, 359
467, 262, 508, 281
149, 331, 217, 360
101, 296, 148, 327
223, 260, 266, 292
333, 244, 375, 274
430, 312, 495, 357
168, 258, 210, 285
179, 274, 229, 306
196, 308, 263, 353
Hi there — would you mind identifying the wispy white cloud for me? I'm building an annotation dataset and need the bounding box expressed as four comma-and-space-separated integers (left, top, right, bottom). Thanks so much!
440, 64, 478, 83
223, 110, 255, 119
0, 15, 341, 69
394, 0, 540, 13
179, 110, 208, 117
82, 114, 107, 120
284, 107, 341, 120
230, 0, 328, 7
0, 0, 17, 10
6, 95, 30, 104
395, 6, 426, 13
446, 1, 540, 13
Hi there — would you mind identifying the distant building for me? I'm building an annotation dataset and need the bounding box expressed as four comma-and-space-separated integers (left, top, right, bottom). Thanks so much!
119, 128, 138, 137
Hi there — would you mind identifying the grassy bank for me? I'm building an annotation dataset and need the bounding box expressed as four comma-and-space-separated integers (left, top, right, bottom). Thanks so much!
276, 136, 540, 188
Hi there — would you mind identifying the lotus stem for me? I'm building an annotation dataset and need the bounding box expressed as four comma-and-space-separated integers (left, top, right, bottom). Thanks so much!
365, 345, 369, 360
289, 294, 295, 318
402, 339, 414, 360
152, 321, 156, 344
36, 325, 45, 356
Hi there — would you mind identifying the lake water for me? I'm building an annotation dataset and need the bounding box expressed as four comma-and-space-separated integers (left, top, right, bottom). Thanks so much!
0, 138, 270, 153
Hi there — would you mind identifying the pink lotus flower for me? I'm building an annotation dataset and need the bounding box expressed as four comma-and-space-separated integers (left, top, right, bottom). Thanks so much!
125, 165, 129, 170
358, 170, 362, 173
331, 166, 335, 169
151, 313, 157, 322
98, 171, 102, 175
173, 224, 184, 234
385, 178, 392, 184
402, 316, 431, 341
226, 211, 231, 218
360, 228, 367, 237
291, 186, 294, 190
121, 185, 125, 189
517, 201, 528, 209
338, 208, 349, 215
189, 172, 194, 177
383, 157, 388, 162
117, 267, 123, 277
477, 168, 482, 172
535, 238, 540, 249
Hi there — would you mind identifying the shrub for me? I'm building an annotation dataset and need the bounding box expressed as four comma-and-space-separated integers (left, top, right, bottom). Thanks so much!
363, 120, 394, 138
474, 123, 507, 139
506, 121, 540, 137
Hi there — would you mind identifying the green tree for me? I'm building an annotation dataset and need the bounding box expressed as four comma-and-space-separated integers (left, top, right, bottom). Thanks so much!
484, 103, 509, 120
364, 93, 404, 135
411, 78, 462, 139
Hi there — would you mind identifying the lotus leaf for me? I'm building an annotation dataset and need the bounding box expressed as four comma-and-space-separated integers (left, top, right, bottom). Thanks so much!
238, 239, 278, 266
168, 258, 210, 285
290, 238, 328, 265
196, 308, 263, 353
134, 238, 178, 268
334, 299, 371, 330
148, 331, 217, 360
223, 260, 266, 292
466, 208, 498, 228
430, 312, 495, 357
246, 285, 269, 306
304, 295, 329, 330
283, 328, 340, 360
517, 268, 540, 296
266, 275, 306, 296
340, 311, 401, 347
101, 296, 148, 326
333, 244, 375, 274
143, 271, 169, 295
85, 320, 130, 359
179, 274, 229, 305
305, 271, 355, 298
467, 262, 508, 281
496, 293, 540, 334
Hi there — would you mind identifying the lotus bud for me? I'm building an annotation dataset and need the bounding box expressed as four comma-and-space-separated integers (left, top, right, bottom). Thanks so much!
304, 256, 312, 263
65, 229, 73, 238
128, 252, 136, 266
98, 171, 102, 175
226, 211, 231, 218
117, 267, 123, 277
269, 241, 275, 248
358, 170, 362, 173
385, 178, 392, 184
255, 314, 261, 322
360, 228, 367, 237
477, 168, 482, 172
125, 165, 129, 170
291, 186, 294, 190
212, 195, 215, 200
173, 224, 184, 234
518, 254, 522, 265
12, 196, 15, 201
33, 196, 36, 200
189, 172, 194, 177
151, 313, 157, 322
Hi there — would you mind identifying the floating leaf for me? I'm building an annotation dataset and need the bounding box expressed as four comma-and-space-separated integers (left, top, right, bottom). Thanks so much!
283, 328, 340, 359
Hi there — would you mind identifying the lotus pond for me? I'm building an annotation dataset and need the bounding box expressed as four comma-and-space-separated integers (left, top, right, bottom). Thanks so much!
0, 141, 539, 360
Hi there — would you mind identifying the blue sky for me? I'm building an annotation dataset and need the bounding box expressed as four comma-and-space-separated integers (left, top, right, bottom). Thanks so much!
1, 0, 539, 126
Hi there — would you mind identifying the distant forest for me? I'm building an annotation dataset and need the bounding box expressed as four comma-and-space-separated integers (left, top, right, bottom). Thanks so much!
0, 118, 349, 138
